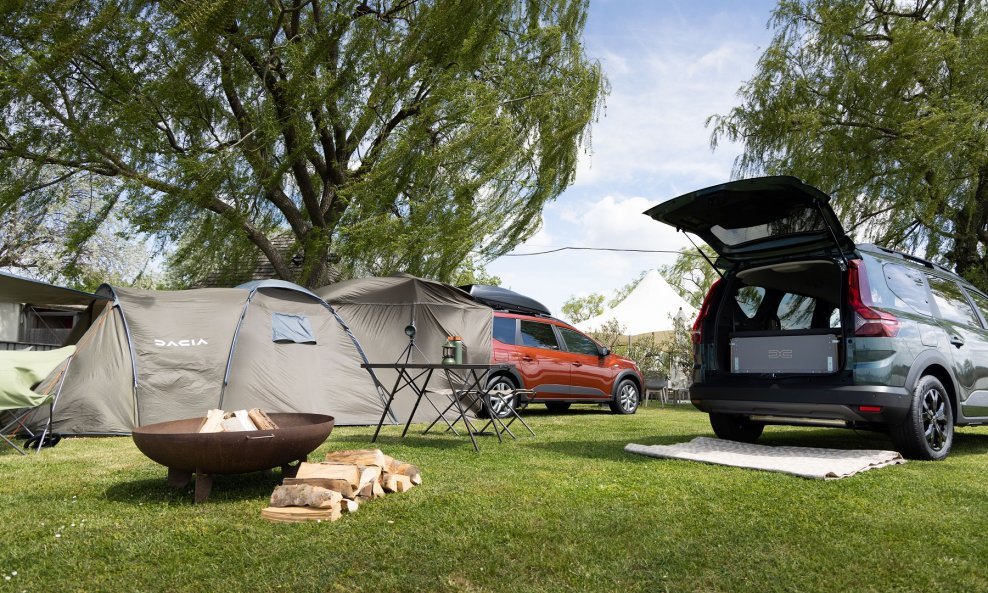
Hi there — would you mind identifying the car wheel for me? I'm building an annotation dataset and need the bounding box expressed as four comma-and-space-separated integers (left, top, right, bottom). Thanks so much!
891, 375, 953, 460
544, 402, 571, 412
484, 375, 517, 419
709, 412, 764, 443
609, 379, 640, 414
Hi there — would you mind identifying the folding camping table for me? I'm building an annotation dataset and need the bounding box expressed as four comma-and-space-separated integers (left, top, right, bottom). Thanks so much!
360, 362, 534, 452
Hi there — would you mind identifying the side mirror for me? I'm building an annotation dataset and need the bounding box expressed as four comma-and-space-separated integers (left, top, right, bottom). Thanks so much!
598, 346, 610, 357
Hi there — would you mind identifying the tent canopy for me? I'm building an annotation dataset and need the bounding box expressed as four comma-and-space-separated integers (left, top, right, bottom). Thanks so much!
34, 281, 385, 434
316, 274, 493, 423
0, 271, 106, 306
575, 270, 697, 336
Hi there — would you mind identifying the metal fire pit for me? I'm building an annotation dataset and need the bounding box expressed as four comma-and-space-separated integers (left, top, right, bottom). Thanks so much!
132, 413, 334, 502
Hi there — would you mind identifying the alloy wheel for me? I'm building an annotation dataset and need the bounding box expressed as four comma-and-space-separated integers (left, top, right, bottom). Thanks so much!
921, 386, 949, 452
617, 382, 639, 413
487, 380, 515, 418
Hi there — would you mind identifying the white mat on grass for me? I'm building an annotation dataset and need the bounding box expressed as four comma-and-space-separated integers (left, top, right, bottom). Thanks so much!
625, 437, 906, 480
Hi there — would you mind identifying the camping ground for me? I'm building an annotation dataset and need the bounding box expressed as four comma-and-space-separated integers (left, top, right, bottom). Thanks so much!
2, 406, 987, 592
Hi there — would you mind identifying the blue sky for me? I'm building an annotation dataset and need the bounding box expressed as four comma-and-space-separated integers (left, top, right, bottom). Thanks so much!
486, 0, 779, 316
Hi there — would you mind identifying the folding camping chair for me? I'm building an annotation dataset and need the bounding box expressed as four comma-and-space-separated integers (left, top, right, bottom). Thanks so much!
0, 346, 75, 455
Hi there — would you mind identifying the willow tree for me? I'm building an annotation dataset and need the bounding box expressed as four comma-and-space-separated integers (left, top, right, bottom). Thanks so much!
0, 0, 605, 287
710, 0, 988, 290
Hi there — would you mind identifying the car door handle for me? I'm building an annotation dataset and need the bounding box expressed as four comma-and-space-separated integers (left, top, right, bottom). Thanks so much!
949, 334, 965, 348
572, 362, 582, 367
521, 356, 534, 362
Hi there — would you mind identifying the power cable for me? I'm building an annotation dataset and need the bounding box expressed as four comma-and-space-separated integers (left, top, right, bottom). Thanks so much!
501, 246, 685, 256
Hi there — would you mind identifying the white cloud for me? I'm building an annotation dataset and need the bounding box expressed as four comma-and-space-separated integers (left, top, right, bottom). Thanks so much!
487, 2, 775, 316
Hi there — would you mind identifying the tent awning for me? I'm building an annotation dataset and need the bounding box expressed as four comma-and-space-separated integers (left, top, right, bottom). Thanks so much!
0, 271, 107, 306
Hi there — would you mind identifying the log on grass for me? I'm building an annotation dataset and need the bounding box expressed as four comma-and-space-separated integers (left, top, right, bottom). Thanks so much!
261, 505, 342, 523
324, 448, 394, 468
282, 477, 353, 496
389, 461, 422, 485
270, 484, 342, 509
381, 472, 413, 493
295, 463, 360, 487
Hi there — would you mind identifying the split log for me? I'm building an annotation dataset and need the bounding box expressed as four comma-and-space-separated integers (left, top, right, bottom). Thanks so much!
357, 465, 382, 492
295, 462, 360, 487
198, 409, 225, 433
282, 477, 352, 496
381, 473, 413, 493
389, 461, 422, 485
270, 484, 342, 509
248, 408, 278, 430
261, 505, 341, 523
323, 449, 393, 468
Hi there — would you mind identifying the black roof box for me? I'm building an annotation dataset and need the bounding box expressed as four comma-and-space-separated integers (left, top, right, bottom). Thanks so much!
459, 284, 551, 316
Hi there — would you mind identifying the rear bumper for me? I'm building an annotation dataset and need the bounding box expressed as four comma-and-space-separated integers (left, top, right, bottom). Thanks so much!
690, 381, 912, 425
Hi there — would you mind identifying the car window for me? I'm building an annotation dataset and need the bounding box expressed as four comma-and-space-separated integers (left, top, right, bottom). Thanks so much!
519, 320, 559, 350
493, 317, 517, 344
927, 275, 981, 327
558, 327, 599, 356
710, 206, 829, 246
882, 264, 933, 316
777, 293, 816, 330
735, 286, 765, 319
966, 290, 988, 329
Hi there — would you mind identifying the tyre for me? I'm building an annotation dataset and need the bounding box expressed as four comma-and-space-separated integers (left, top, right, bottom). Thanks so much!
544, 402, 571, 413
483, 375, 518, 419
891, 375, 953, 460
609, 379, 640, 414
709, 412, 764, 443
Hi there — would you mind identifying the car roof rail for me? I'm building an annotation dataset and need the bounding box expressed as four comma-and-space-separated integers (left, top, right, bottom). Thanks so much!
860, 243, 956, 277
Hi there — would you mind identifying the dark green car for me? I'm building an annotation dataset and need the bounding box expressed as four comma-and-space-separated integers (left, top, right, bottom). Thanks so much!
646, 176, 988, 460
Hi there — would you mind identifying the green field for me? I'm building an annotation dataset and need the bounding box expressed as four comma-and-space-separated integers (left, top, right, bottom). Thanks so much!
2, 405, 987, 593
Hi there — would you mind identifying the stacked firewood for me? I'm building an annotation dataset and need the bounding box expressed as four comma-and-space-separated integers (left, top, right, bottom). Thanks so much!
198, 408, 278, 433
261, 449, 421, 523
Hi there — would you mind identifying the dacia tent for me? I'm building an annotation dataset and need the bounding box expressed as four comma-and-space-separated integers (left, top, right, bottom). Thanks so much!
35, 280, 386, 434
316, 274, 493, 421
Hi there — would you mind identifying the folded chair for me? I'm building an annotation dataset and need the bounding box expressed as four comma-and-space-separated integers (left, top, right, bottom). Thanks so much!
0, 346, 75, 455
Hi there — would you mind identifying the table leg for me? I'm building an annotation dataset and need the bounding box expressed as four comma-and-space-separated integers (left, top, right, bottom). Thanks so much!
401, 368, 434, 437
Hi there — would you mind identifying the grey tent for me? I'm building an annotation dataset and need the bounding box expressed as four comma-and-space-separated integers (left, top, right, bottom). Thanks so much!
36, 280, 385, 434
316, 274, 493, 422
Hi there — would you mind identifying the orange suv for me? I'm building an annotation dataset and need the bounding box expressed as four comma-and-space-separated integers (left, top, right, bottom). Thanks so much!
461, 285, 643, 418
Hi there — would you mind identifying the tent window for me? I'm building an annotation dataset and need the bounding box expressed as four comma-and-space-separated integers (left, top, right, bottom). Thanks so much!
271, 313, 316, 344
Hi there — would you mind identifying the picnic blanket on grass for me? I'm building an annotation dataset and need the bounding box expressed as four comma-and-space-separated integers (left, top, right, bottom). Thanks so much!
625, 437, 905, 480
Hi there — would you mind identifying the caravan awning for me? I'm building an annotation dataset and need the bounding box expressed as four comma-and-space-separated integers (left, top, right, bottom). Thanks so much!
0, 271, 107, 306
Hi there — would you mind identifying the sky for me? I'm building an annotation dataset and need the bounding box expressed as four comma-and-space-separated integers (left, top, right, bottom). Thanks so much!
485, 0, 779, 317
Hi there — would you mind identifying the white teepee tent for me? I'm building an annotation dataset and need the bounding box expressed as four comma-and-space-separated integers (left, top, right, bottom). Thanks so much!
575, 270, 697, 336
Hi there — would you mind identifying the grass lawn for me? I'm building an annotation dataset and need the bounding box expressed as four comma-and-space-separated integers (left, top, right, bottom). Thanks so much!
2, 405, 988, 593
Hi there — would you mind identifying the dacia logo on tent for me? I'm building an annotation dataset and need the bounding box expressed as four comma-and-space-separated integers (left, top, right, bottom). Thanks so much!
154, 338, 209, 347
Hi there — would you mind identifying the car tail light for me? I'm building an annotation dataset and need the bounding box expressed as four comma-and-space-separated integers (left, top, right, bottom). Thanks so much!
847, 260, 899, 337
692, 278, 723, 345
859, 405, 883, 413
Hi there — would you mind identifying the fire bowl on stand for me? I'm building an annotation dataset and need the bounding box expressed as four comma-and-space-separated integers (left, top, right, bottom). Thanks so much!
132, 413, 335, 502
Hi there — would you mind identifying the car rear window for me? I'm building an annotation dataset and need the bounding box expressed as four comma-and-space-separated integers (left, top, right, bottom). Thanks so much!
860, 257, 934, 317
711, 206, 829, 246
882, 264, 933, 316
927, 275, 981, 327
493, 317, 517, 344
558, 327, 599, 356
519, 320, 559, 350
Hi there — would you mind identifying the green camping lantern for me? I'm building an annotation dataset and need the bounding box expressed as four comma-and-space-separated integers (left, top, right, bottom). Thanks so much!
442, 337, 457, 365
